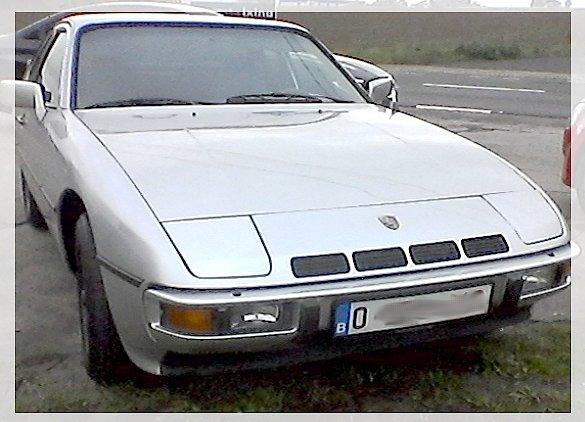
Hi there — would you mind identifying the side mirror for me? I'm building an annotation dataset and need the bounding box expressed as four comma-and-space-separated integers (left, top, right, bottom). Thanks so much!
0, 80, 46, 119
368, 78, 398, 111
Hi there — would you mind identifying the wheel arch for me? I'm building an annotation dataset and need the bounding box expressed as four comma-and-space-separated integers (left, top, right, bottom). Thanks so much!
59, 189, 86, 272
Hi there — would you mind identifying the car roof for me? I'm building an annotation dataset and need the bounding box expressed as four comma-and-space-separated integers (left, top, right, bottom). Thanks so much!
61, 12, 305, 33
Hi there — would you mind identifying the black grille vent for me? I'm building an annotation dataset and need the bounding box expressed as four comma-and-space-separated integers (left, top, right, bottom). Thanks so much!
410, 241, 461, 265
291, 235, 508, 277
291, 254, 350, 278
462, 235, 509, 258
353, 248, 407, 272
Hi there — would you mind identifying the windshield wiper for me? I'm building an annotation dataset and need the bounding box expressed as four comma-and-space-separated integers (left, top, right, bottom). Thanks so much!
81, 98, 219, 109
226, 92, 352, 104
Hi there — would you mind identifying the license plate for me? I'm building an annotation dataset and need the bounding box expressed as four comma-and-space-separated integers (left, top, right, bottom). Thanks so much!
334, 285, 492, 337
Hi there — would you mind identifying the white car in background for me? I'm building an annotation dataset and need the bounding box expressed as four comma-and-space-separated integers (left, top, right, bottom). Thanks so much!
3, 11, 573, 384
334, 54, 398, 108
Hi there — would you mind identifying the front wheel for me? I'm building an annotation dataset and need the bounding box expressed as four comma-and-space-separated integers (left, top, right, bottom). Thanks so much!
74, 212, 134, 384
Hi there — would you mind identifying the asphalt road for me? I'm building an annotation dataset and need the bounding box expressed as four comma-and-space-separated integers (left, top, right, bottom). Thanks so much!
386, 64, 571, 120
15, 63, 573, 393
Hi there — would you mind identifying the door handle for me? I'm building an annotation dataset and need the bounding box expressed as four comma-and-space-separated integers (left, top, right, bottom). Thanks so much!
15, 114, 26, 125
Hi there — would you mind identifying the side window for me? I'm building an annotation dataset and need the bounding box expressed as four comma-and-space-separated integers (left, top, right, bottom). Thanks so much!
38, 32, 67, 108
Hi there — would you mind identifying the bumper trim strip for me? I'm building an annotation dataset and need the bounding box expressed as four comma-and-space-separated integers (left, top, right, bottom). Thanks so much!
519, 276, 571, 301
150, 322, 298, 340
97, 256, 142, 288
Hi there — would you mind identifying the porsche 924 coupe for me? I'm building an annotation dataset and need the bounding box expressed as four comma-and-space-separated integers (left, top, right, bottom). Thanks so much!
5, 13, 574, 383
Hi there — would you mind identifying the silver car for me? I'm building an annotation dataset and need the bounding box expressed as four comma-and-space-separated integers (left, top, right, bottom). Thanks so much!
4, 12, 574, 384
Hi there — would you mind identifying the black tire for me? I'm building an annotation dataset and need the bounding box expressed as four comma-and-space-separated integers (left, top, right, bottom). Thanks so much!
21, 172, 47, 230
75, 212, 134, 384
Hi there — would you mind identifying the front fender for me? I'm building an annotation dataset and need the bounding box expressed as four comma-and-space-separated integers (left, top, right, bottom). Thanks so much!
62, 111, 193, 287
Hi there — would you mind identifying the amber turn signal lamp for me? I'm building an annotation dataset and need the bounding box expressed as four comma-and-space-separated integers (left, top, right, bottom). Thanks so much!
162, 305, 216, 334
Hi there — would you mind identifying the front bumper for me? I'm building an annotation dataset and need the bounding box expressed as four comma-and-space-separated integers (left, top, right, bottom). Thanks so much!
140, 242, 574, 366
160, 307, 532, 376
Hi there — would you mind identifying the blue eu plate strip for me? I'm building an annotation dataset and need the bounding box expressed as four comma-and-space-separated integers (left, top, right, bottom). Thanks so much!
334, 302, 351, 337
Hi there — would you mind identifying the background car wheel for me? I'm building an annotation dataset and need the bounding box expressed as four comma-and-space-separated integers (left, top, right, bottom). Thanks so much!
74, 212, 135, 384
21, 172, 47, 230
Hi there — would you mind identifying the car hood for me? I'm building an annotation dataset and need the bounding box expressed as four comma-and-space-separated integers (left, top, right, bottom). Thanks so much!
77, 103, 532, 222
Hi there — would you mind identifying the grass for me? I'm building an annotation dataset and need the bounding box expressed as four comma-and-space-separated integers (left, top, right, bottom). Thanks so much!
15, 321, 570, 412
339, 41, 570, 66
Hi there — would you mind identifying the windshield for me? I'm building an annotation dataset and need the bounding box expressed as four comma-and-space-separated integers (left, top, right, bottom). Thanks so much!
74, 24, 366, 109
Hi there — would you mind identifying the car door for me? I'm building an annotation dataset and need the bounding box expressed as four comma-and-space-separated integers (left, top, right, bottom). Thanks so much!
17, 26, 70, 228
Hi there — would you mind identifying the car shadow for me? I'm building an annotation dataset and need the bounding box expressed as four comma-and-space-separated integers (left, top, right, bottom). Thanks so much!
120, 330, 508, 411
